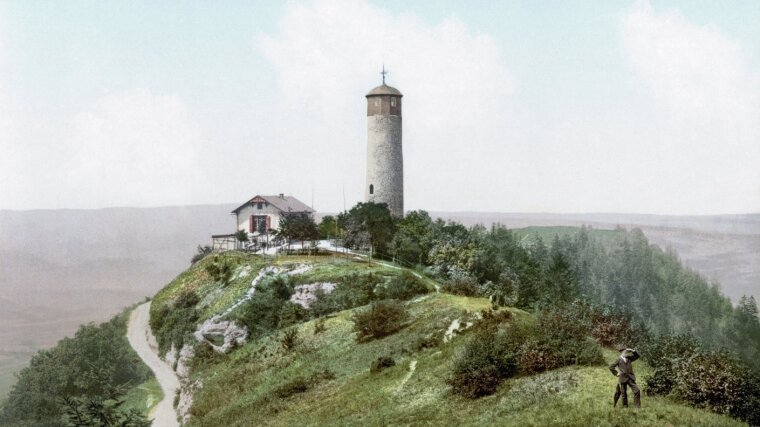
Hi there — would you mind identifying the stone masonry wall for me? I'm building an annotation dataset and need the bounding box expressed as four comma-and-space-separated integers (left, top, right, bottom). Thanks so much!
366, 114, 403, 217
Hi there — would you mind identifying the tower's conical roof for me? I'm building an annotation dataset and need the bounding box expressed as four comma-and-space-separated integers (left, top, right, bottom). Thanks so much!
366, 84, 403, 97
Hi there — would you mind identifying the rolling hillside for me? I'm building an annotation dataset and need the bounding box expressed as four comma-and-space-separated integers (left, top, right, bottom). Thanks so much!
1, 206, 757, 402
148, 252, 745, 427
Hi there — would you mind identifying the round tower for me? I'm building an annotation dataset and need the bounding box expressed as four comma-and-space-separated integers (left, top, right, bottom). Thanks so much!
365, 72, 403, 217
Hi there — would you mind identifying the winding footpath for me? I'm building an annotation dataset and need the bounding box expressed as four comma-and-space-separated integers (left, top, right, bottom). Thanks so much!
127, 302, 181, 427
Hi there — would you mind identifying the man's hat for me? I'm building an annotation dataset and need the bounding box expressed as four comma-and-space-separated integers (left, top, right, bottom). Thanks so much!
617, 345, 627, 352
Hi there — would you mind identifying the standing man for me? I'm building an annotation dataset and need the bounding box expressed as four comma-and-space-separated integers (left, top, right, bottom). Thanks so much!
609, 345, 641, 408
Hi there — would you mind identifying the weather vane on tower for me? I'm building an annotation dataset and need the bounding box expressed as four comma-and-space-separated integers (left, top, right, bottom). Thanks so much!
381, 64, 388, 85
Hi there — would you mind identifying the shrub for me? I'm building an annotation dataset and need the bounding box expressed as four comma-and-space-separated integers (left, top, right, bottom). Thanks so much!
518, 341, 562, 375
441, 275, 482, 297
535, 306, 603, 366
235, 275, 295, 338
370, 356, 396, 373
449, 324, 518, 398
152, 292, 201, 356
351, 300, 408, 341
412, 333, 441, 351
313, 317, 327, 335
273, 370, 336, 399
175, 288, 200, 309
376, 271, 430, 300
643, 334, 760, 424
279, 327, 301, 353
274, 376, 310, 398
204, 255, 234, 285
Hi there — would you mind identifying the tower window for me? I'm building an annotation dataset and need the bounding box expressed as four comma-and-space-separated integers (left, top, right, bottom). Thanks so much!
391, 97, 396, 107
369, 184, 374, 195
374, 99, 380, 107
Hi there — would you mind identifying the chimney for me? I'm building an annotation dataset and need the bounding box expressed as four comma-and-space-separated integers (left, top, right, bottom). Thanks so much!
279, 193, 285, 199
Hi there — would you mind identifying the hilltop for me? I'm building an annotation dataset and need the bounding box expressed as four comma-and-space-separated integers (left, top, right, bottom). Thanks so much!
1, 206, 757, 401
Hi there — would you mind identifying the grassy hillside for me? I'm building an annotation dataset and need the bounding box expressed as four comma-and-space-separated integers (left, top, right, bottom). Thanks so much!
151, 252, 744, 427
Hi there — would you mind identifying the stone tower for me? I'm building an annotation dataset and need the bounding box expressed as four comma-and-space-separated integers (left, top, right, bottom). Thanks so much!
365, 71, 403, 217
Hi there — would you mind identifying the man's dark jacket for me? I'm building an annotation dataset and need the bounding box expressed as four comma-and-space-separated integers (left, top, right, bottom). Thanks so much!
609, 350, 640, 383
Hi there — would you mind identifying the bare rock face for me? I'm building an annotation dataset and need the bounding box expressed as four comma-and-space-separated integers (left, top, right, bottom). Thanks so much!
290, 282, 337, 308
177, 379, 202, 423
165, 344, 178, 369
193, 317, 247, 354
176, 344, 196, 379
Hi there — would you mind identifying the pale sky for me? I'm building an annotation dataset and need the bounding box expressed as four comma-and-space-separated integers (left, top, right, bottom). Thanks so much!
1, 0, 759, 214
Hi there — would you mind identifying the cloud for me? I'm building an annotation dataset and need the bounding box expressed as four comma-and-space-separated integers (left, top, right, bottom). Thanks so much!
620, 1, 760, 213
255, 0, 514, 211
59, 89, 206, 208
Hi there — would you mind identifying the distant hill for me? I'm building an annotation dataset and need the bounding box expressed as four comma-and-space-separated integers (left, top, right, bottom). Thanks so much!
0, 205, 757, 400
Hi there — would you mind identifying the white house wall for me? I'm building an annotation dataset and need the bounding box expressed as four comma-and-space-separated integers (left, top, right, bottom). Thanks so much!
235, 204, 283, 232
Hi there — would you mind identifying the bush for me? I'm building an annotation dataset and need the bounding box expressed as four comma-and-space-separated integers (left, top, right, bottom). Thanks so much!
204, 255, 234, 285
375, 271, 430, 300
235, 275, 295, 338
643, 334, 760, 424
449, 325, 518, 398
152, 291, 201, 356
518, 341, 562, 375
273, 370, 336, 399
412, 334, 441, 351
370, 356, 396, 373
313, 317, 327, 335
441, 275, 482, 297
534, 306, 603, 366
351, 300, 408, 341
279, 327, 301, 353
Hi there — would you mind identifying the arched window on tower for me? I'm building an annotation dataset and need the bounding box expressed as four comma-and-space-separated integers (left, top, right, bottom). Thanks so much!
391, 97, 396, 107
369, 184, 374, 195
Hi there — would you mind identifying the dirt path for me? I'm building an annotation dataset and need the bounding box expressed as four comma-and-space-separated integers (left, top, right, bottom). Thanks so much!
127, 302, 180, 427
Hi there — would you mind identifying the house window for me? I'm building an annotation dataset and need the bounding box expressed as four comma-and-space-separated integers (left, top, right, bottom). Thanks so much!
369, 184, 374, 195
391, 97, 396, 107
257, 202, 263, 209
252, 215, 268, 233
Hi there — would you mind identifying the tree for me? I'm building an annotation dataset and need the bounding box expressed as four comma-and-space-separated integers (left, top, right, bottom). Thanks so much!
388, 210, 434, 265
235, 229, 249, 250
337, 202, 396, 256
279, 213, 320, 252
318, 215, 339, 240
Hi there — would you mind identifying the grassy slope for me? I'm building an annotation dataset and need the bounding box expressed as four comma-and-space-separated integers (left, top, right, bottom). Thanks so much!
187, 295, 741, 427
152, 253, 743, 427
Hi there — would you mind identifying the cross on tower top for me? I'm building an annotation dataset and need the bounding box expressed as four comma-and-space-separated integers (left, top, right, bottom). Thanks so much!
381, 65, 388, 85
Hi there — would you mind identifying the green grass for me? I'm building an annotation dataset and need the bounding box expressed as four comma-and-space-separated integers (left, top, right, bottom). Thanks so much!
150, 253, 744, 427
122, 377, 162, 417
151, 252, 409, 323
181, 293, 742, 426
